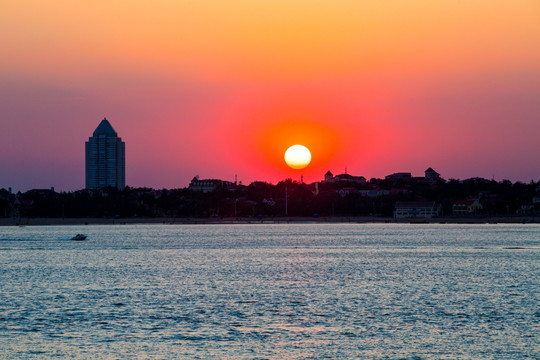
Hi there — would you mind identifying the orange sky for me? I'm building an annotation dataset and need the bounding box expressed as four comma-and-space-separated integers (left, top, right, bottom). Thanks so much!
1, 1, 539, 190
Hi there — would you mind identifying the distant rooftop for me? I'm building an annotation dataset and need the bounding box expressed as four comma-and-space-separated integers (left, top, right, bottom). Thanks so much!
93, 118, 117, 136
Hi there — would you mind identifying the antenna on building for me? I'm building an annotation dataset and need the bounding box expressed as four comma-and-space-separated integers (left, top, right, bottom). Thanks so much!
345, 167, 348, 174
301, 175, 304, 183
235, 174, 238, 186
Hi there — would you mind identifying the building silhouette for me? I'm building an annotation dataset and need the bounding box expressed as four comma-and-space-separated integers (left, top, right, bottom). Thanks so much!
85, 118, 125, 190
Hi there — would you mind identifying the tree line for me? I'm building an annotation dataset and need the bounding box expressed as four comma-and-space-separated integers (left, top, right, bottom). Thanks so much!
1, 177, 538, 219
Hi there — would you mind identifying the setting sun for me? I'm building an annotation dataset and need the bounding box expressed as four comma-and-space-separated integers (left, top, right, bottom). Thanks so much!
284, 145, 311, 170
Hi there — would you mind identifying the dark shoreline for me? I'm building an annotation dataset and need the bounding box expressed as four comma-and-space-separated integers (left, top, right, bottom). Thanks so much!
1, 216, 539, 226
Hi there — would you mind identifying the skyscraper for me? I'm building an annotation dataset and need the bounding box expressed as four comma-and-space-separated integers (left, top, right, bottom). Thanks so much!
85, 118, 125, 190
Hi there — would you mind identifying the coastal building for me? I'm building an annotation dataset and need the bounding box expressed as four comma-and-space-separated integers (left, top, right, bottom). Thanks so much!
25, 187, 56, 198
359, 189, 390, 197
386, 168, 442, 184
85, 118, 125, 190
394, 201, 442, 219
424, 168, 441, 181
534, 195, 540, 212
188, 176, 235, 192
323, 170, 366, 184
385, 172, 412, 182
452, 199, 483, 215
324, 171, 333, 182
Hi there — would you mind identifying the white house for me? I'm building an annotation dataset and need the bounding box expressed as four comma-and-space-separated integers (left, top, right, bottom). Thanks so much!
452, 199, 482, 215
394, 201, 442, 218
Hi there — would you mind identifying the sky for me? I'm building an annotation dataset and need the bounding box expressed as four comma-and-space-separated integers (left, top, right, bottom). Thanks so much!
1, 1, 539, 192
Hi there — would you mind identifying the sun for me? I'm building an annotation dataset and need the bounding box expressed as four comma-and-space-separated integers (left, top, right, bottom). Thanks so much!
284, 144, 311, 169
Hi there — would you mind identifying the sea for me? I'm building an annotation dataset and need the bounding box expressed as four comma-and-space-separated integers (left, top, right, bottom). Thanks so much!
0, 223, 538, 359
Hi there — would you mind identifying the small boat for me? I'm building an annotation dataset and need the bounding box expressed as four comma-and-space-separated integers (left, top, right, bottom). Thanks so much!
71, 234, 87, 241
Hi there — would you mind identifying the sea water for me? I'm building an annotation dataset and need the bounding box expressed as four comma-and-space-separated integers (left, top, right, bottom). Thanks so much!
0, 223, 538, 359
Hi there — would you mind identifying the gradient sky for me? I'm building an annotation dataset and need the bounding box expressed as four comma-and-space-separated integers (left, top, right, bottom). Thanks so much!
1, 1, 539, 192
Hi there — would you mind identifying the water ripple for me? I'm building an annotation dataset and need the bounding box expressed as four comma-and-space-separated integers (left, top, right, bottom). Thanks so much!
0, 223, 538, 359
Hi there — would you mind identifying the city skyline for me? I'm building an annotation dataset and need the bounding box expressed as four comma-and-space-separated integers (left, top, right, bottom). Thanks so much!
1, 1, 540, 192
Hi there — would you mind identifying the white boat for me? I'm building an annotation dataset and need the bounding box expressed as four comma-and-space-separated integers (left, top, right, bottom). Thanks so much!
71, 234, 87, 241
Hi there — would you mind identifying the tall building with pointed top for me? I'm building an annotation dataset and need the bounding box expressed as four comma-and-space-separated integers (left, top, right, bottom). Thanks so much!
85, 118, 125, 190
